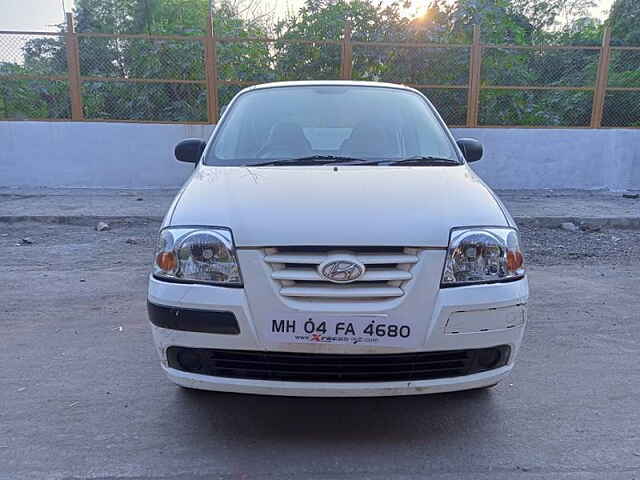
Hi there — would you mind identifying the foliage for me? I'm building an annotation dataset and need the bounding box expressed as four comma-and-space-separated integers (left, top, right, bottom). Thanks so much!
451, 0, 532, 43
609, 0, 640, 46
601, 0, 640, 126
0, 63, 70, 119
273, 0, 408, 82
0, 0, 638, 127
214, 1, 275, 105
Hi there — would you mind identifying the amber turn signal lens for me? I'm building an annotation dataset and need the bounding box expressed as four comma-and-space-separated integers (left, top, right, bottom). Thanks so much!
156, 251, 178, 272
507, 250, 524, 271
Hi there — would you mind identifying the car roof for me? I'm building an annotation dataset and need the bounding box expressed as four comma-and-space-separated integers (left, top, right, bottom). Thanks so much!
243, 80, 417, 93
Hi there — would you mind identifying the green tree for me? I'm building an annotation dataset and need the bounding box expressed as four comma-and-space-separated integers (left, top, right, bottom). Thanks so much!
274, 0, 408, 81
213, 1, 275, 106
451, 0, 532, 43
609, 0, 640, 45
1, 0, 623, 126
7, 0, 272, 121
0, 63, 70, 119
602, 0, 640, 126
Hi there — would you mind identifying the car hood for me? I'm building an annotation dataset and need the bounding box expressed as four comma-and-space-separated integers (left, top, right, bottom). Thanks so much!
169, 165, 508, 247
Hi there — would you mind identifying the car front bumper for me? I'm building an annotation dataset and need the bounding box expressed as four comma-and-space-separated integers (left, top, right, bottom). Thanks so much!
148, 275, 528, 397
161, 363, 514, 397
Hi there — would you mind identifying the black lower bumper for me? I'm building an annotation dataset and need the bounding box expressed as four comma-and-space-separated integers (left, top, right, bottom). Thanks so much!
147, 302, 240, 335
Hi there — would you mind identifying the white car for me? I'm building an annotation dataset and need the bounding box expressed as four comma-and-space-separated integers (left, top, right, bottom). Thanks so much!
148, 81, 528, 397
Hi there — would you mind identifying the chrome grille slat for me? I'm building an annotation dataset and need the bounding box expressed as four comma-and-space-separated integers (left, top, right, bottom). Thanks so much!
271, 268, 412, 282
264, 247, 420, 301
280, 284, 404, 298
264, 253, 419, 265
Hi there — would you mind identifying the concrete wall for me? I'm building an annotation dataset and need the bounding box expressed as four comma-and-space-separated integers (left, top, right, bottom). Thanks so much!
455, 128, 640, 191
1, 121, 638, 190
0, 122, 214, 189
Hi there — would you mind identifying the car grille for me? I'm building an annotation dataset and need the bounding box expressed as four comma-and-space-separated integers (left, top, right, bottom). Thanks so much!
166, 346, 510, 383
263, 246, 420, 301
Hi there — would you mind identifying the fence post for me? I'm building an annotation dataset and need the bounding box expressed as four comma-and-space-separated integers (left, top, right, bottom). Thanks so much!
204, 12, 220, 124
466, 25, 482, 128
340, 21, 353, 80
65, 12, 83, 120
591, 27, 611, 129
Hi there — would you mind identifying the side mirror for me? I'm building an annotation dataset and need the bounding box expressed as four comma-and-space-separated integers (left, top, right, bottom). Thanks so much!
175, 138, 206, 163
456, 138, 483, 163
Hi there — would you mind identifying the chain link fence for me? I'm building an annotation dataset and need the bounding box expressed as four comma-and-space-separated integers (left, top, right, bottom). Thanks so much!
216, 37, 343, 107
1, 19, 639, 128
603, 47, 640, 127
76, 33, 208, 122
478, 45, 600, 127
0, 32, 70, 120
350, 43, 469, 126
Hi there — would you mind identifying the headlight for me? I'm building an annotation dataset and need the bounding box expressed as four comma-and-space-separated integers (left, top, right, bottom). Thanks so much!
153, 227, 242, 286
441, 227, 525, 287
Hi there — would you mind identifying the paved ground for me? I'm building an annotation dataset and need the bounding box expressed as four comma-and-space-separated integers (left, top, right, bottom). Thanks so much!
2, 218, 640, 480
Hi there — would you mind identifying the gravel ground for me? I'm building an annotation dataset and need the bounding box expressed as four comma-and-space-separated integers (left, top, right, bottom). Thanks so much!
1, 220, 160, 272
2, 219, 640, 480
2, 221, 640, 272
519, 223, 640, 266
1, 187, 639, 220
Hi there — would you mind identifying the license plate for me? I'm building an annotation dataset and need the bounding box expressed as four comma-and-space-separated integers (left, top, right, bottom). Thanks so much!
265, 314, 415, 347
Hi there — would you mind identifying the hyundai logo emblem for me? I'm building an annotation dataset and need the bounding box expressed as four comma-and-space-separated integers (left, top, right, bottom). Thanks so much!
318, 258, 365, 283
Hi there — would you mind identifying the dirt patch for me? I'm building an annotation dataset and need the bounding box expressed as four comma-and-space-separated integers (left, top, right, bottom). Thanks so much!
519, 223, 640, 266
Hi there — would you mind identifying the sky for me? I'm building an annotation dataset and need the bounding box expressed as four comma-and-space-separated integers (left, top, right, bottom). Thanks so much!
0, 0, 616, 31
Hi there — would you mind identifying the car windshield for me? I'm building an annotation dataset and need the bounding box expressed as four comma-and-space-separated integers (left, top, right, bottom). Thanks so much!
205, 85, 460, 166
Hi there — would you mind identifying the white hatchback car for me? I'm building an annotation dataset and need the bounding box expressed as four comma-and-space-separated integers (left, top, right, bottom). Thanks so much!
148, 81, 528, 397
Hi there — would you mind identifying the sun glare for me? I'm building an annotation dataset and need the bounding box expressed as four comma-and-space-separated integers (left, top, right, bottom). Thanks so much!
398, 0, 455, 20
397, 0, 612, 20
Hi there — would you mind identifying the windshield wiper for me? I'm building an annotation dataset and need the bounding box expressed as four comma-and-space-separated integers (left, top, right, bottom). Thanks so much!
248, 155, 460, 167
248, 155, 369, 166
373, 156, 461, 166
